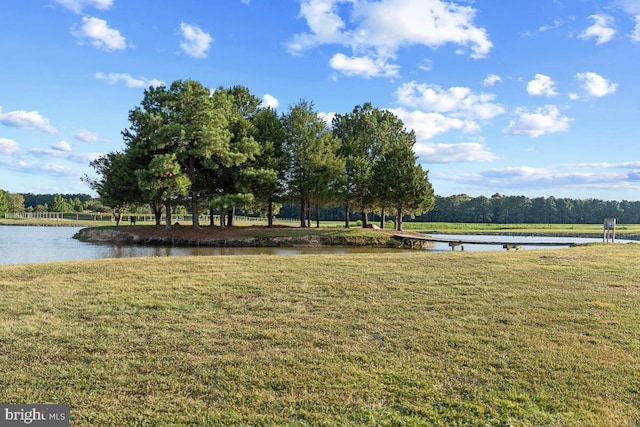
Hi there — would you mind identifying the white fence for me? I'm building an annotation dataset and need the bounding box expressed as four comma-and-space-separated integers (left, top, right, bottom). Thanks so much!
4, 212, 298, 223
4, 212, 110, 221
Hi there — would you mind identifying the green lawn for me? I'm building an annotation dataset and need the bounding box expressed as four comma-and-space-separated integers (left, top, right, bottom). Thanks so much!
5, 216, 640, 237
402, 221, 640, 236
1, 245, 639, 425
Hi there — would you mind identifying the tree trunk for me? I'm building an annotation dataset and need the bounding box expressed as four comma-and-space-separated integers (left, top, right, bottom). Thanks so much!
220, 210, 226, 228
114, 210, 122, 226
396, 208, 403, 231
315, 203, 320, 228
189, 158, 199, 229
306, 202, 311, 228
299, 199, 306, 228
344, 201, 350, 228
165, 200, 172, 229
209, 208, 215, 227
152, 202, 162, 225
380, 208, 385, 229
267, 201, 274, 228
190, 193, 200, 229
227, 207, 234, 227
360, 206, 368, 228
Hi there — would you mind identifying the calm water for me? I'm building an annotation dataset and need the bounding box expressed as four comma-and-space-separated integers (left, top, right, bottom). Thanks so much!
0, 226, 628, 265
0, 226, 396, 265
428, 233, 627, 251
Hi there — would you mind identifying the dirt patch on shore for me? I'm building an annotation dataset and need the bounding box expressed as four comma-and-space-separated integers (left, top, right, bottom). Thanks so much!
74, 225, 411, 248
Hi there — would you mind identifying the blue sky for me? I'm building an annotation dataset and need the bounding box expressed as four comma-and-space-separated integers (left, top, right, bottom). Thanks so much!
1, 0, 640, 201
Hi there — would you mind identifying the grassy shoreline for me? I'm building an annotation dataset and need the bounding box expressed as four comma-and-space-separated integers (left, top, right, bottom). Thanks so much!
1, 245, 639, 425
4, 217, 640, 238
72, 225, 416, 248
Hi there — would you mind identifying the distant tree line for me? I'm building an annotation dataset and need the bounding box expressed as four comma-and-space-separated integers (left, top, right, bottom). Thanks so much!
0, 190, 26, 215
0, 192, 101, 214
21, 193, 93, 209
416, 194, 640, 224
83, 80, 435, 231
2, 189, 639, 225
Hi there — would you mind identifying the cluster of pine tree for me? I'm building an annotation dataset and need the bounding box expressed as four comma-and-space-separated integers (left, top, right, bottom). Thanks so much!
84, 80, 435, 231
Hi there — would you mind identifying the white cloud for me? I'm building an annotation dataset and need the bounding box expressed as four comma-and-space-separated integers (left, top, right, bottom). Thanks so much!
41, 164, 83, 177
395, 81, 505, 120
481, 166, 553, 181
538, 18, 563, 33
475, 166, 628, 189
329, 52, 399, 78
390, 108, 479, 141
576, 72, 618, 97
615, 0, 640, 15
318, 112, 336, 127
72, 16, 127, 51
287, 0, 492, 77
29, 147, 68, 158
502, 105, 572, 138
54, 0, 113, 14
418, 59, 433, 72
414, 142, 497, 163
95, 72, 165, 88
627, 170, 640, 181
483, 74, 502, 87
28, 146, 103, 163
0, 138, 20, 155
560, 161, 640, 169
260, 94, 280, 109
522, 17, 567, 37
631, 15, 640, 42
355, 0, 492, 58
179, 23, 213, 58
287, 0, 348, 53
0, 107, 57, 134
374, 163, 640, 194
52, 141, 72, 152
578, 14, 616, 44
74, 129, 100, 143
527, 74, 558, 97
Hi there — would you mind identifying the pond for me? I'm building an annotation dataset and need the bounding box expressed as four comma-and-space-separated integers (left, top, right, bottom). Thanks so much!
0, 226, 630, 265
426, 233, 624, 251
0, 226, 397, 265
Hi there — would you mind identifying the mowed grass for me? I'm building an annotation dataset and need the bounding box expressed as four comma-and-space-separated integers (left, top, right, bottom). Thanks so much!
403, 221, 640, 236
1, 245, 639, 426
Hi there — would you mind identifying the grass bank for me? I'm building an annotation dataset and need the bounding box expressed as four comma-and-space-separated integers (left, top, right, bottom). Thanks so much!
1, 245, 639, 425
73, 225, 406, 248
403, 221, 640, 236
5, 216, 640, 237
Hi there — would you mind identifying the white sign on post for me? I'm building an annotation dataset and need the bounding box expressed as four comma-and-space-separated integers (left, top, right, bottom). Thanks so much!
603, 218, 616, 243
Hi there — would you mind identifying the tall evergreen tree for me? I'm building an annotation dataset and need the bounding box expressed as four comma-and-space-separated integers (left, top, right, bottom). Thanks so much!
165, 80, 234, 228
207, 86, 261, 226
83, 152, 138, 225
333, 103, 414, 227
282, 100, 344, 228
0, 190, 8, 217
249, 107, 288, 227
122, 85, 175, 225
370, 132, 434, 231
6, 193, 25, 213
135, 153, 190, 228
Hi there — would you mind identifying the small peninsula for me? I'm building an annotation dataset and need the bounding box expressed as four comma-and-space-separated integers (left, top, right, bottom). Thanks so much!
74, 225, 432, 249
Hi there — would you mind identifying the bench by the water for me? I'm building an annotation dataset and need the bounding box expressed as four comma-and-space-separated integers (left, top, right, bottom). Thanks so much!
392, 234, 579, 251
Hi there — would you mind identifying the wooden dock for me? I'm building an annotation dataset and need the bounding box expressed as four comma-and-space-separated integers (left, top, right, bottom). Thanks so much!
392, 234, 579, 251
